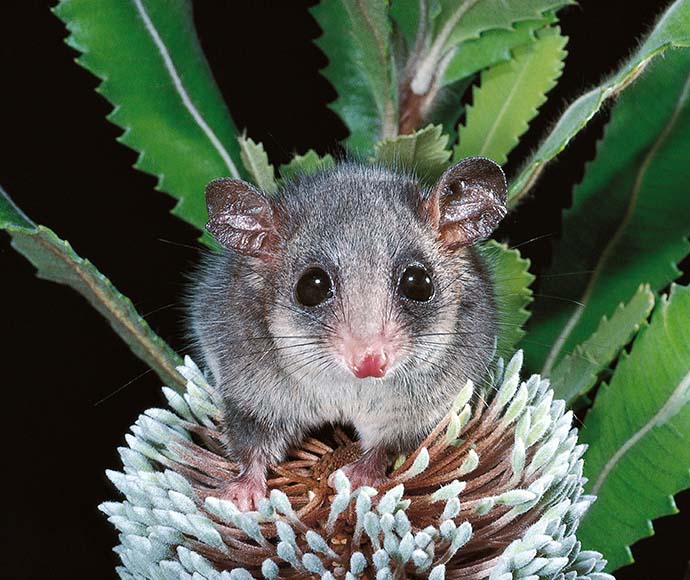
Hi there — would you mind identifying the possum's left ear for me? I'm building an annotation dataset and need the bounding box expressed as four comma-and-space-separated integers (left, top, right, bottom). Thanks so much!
205, 178, 278, 258
422, 157, 507, 249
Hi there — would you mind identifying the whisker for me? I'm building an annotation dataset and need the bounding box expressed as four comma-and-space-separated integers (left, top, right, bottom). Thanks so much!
93, 368, 154, 407
141, 302, 177, 318
533, 293, 586, 307
539, 270, 595, 279
506, 232, 556, 251
157, 237, 201, 251
230, 341, 325, 361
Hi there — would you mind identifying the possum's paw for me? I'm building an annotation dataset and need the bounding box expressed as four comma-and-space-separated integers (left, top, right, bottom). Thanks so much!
329, 449, 390, 491
214, 473, 267, 512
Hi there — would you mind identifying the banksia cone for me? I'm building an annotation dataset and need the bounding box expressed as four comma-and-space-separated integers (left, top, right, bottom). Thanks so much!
102, 352, 613, 579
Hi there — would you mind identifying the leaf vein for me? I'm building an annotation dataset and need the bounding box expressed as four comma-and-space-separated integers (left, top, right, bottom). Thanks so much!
591, 366, 690, 495
541, 71, 690, 374
132, 0, 240, 179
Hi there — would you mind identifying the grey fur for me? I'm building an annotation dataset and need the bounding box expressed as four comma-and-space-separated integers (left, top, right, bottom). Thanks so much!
187, 161, 501, 471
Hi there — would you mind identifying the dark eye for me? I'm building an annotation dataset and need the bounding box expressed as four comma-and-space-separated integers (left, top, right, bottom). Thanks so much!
295, 267, 333, 307
399, 265, 434, 302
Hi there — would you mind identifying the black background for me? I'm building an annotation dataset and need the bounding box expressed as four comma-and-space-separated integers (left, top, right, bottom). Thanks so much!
1, 1, 689, 578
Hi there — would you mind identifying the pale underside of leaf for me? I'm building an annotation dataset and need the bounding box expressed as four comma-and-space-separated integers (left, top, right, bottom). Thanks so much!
523, 49, 690, 376
549, 285, 655, 405
1, 186, 185, 392
455, 26, 567, 165
479, 240, 535, 360
54, 0, 244, 239
508, 0, 690, 204
579, 284, 690, 572
373, 124, 451, 182
279, 151, 336, 183
238, 136, 277, 194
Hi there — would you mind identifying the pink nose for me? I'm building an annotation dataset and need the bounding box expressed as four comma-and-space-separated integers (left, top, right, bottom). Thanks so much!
352, 353, 388, 379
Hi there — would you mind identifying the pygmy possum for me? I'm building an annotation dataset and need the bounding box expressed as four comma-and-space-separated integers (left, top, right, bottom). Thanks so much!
188, 157, 507, 510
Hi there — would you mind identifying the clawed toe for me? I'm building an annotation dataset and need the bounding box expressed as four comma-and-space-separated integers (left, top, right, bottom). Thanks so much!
213, 474, 267, 512
329, 449, 390, 491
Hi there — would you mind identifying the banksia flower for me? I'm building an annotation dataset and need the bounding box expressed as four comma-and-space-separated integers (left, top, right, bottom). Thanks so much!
102, 352, 613, 579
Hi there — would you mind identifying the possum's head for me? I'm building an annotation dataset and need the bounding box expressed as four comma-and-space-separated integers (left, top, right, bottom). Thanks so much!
205, 158, 506, 382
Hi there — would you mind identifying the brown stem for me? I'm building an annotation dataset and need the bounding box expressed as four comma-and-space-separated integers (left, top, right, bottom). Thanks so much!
398, 83, 427, 135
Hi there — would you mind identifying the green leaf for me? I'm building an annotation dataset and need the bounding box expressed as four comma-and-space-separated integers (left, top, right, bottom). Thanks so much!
54, 0, 243, 238
434, 0, 571, 50
374, 124, 451, 182
509, 0, 690, 203
442, 15, 556, 86
549, 285, 655, 405
426, 77, 473, 143
312, 0, 397, 152
389, 0, 420, 48
279, 151, 336, 182
523, 48, 690, 375
0, 188, 34, 230
343, 0, 397, 133
480, 240, 535, 359
1, 186, 185, 392
238, 136, 277, 194
455, 26, 567, 165
408, 0, 570, 96
579, 284, 690, 572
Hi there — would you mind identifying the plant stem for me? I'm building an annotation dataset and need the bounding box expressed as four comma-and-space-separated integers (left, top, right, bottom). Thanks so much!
398, 0, 479, 133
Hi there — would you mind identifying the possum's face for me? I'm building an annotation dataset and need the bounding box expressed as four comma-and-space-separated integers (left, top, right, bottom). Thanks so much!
205, 158, 507, 382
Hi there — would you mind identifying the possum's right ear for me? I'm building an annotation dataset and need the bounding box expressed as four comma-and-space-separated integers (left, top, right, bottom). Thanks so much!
205, 178, 278, 257
423, 157, 507, 250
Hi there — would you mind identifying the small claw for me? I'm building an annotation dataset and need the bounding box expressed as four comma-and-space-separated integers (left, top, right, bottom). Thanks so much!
214, 472, 267, 512
330, 450, 390, 491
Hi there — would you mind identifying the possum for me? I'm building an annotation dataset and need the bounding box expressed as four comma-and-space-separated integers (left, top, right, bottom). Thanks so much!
188, 157, 507, 510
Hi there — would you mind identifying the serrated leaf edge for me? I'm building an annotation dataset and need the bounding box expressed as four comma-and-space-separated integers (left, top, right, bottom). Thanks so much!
509, 0, 690, 204
455, 26, 567, 165
53, 0, 241, 236
2, 186, 185, 392
540, 69, 690, 375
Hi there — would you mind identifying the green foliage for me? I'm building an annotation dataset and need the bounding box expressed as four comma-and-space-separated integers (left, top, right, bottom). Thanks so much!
390, 1, 561, 85
374, 124, 451, 182
509, 0, 690, 204
9, 2, 690, 573
312, 0, 396, 152
524, 49, 690, 375
432, 0, 571, 50
398, 0, 572, 122
343, 0, 398, 134
237, 136, 277, 194
549, 285, 655, 405
456, 26, 567, 165
239, 143, 335, 190
579, 284, 690, 571
442, 15, 556, 86
54, 0, 244, 238
480, 241, 534, 359
425, 77, 473, 143
279, 151, 336, 182
387, 0, 420, 47
0, 187, 184, 392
